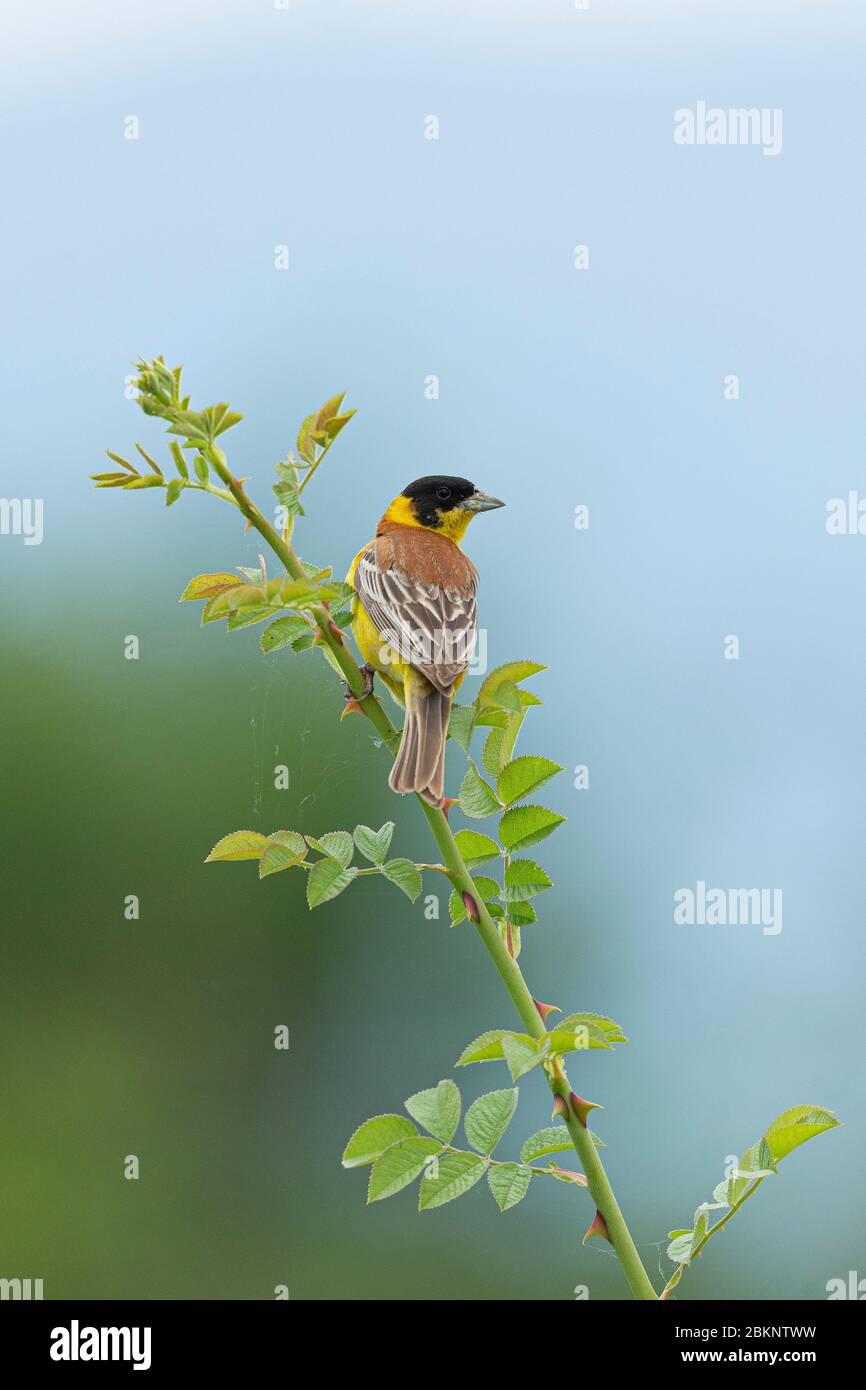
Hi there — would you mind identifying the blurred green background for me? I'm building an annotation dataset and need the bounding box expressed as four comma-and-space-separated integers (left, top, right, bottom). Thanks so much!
2, 0, 864, 1299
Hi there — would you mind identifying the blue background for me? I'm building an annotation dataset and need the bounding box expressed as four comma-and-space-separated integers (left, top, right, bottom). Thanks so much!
1, 0, 863, 1299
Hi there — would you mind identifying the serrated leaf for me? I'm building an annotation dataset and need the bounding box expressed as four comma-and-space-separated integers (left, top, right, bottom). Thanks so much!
520, 1126, 575, 1164
353, 822, 395, 865
305, 831, 353, 867
501, 1034, 543, 1081
453, 830, 501, 868
227, 605, 278, 630
418, 1151, 486, 1210
499, 804, 565, 852
464, 1088, 518, 1155
455, 1030, 510, 1066
405, 1080, 461, 1144
459, 761, 501, 819
667, 1232, 695, 1265
205, 830, 268, 863
765, 1106, 840, 1161
180, 572, 244, 602
259, 831, 308, 879
497, 756, 562, 808
342, 1114, 418, 1168
557, 1012, 629, 1045
306, 859, 358, 908
503, 858, 553, 902
478, 661, 545, 707
488, 1162, 532, 1212
482, 728, 504, 778
260, 615, 311, 653
447, 703, 476, 752
367, 1136, 441, 1202
545, 1024, 613, 1056
508, 901, 537, 927
382, 858, 422, 902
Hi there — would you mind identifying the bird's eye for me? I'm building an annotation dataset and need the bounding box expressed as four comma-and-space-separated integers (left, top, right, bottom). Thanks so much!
436, 485, 451, 501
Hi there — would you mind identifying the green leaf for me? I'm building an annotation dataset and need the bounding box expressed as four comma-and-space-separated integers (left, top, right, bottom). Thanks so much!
488, 1162, 532, 1212
765, 1106, 840, 1162
458, 760, 501, 819
520, 1126, 575, 1164
453, 829, 501, 868
367, 1136, 441, 1203
667, 1232, 695, 1266
205, 830, 268, 863
545, 1024, 614, 1056
305, 831, 354, 868
503, 859, 553, 902
306, 859, 358, 908
165, 477, 184, 506
405, 1080, 461, 1144
180, 572, 244, 602
661, 1102, 841, 1295
507, 901, 537, 927
227, 605, 278, 631
482, 728, 504, 778
447, 703, 476, 751
501, 1034, 543, 1081
464, 1088, 518, 1155
342, 1114, 418, 1168
497, 756, 562, 808
486, 679, 521, 712
260, 615, 311, 653
193, 454, 209, 482
382, 858, 422, 902
418, 1151, 486, 1210
259, 831, 308, 879
455, 1030, 510, 1066
499, 804, 565, 852
557, 1012, 629, 1046
478, 661, 545, 708
353, 822, 395, 866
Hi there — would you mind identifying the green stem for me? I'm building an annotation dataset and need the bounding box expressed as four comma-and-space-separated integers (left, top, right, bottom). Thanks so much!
419, 802, 657, 1301
201, 442, 657, 1300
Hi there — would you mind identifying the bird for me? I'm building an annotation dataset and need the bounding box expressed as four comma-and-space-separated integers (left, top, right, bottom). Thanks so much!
346, 475, 505, 808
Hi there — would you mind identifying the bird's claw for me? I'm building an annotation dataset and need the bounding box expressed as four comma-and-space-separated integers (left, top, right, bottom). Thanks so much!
342, 664, 376, 715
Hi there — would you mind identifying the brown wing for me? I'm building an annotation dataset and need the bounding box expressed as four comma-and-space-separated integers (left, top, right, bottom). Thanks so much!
354, 545, 477, 696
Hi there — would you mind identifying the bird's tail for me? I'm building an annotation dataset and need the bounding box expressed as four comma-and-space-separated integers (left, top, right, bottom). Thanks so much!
389, 677, 450, 808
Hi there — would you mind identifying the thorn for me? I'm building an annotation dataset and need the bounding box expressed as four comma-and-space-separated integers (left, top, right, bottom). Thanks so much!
569, 1091, 603, 1127
328, 620, 345, 643
462, 891, 479, 923
551, 1092, 569, 1122
534, 998, 560, 1025
582, 1208, 612, 1245
441, 797, 458, 818
341, 697, 365, 717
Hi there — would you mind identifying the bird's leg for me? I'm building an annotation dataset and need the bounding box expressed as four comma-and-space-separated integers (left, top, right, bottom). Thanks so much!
342, 663, 376, 716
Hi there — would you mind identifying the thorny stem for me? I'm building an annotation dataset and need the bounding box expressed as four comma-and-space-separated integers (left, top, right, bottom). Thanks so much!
205, 442, 658, 1300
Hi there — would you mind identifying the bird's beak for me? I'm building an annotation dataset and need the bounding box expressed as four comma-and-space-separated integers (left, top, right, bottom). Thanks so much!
461, 489, 505, 513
